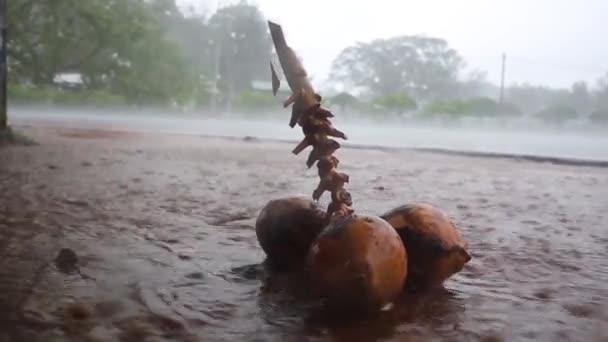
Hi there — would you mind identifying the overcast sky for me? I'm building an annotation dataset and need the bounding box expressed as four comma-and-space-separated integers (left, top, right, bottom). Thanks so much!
181, 0, 608, 89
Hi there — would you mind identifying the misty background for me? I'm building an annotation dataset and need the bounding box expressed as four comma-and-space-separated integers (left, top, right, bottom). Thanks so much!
5, 0, 608, 159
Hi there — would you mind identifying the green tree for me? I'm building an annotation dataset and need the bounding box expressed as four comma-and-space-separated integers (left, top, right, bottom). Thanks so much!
456, 70, 498, 99
235, 90, 275, 110
589, 108, 608, 124
569, 81, 591, 113
589, 71, 608, 125
208, 2, 272, 100
1, 0, 6, 129
8, 0, 199, 105
329, 36, 464, 100
152, 0, 214, 82
506, 84, 569, 114
594, 71, 608, 109
535, 105, 578, 125
424, 97, 520, 119
371, 94, 417, 115
327, 92, 359, 112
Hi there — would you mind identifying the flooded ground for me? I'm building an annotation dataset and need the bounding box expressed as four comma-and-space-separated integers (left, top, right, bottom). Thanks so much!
0, 124, 607, 341
10, 108, 608, 162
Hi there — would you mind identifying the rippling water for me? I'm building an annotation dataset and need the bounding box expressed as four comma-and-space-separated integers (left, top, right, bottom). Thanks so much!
9, 107, 608, 162
0, 124, 607, 341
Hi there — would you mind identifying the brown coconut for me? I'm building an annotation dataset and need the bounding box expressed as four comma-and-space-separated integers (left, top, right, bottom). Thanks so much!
255, 196, 326, 269
306, 214, 407, 312
381, 203, 471, 291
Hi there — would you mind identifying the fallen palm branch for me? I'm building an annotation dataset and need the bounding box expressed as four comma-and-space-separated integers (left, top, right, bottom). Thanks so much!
267, 21, 352, 224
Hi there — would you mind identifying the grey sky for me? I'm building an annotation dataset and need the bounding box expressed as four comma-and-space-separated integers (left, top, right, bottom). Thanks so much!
181, 0, 608, 89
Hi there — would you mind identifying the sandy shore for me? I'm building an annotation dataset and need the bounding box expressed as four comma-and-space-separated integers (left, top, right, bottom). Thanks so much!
0, 125, 607, 342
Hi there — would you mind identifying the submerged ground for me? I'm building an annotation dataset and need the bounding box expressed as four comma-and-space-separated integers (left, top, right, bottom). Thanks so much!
0, 125, 607, 341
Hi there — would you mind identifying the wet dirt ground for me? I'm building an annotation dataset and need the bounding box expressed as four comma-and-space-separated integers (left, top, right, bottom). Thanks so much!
0, 125, 607, 342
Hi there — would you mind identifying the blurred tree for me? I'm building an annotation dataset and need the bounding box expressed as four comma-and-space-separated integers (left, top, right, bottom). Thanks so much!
7, 0, 199, 105
589, 71, 608, 124
589, 108, 608, 124
208, 2, 272, 104
235, 90, 276, 110
327, 92, 359, 112
328, 36, 464, 100
456, 70, 498, 100
423, 97, 520, 119
568, 81, 591, 114
594, 71, 608, 109
151, 0, 214, 81
371, 94, 417, 115
506, 84, 570, 114
534, 104, 578, 125
1, 0, 6, 129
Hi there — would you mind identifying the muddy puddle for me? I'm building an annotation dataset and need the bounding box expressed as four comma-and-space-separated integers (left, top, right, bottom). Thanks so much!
0, 126, 607, 341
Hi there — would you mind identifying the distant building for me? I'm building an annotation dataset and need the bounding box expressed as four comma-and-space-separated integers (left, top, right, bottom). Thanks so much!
53, 72, 83, 89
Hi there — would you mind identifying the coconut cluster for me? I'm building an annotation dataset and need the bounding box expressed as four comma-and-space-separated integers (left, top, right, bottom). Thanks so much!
259, 21, 471, 313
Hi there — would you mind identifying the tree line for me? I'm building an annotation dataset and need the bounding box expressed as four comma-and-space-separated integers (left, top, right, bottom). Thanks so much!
6, 0, 608, 125
8, 0, 271, 109
325, 37, 608, 126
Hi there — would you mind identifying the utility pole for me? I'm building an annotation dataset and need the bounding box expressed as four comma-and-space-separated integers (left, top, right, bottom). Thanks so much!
210, 40, 220, 113
0, 0, 7, 129
499, 52, 506, 104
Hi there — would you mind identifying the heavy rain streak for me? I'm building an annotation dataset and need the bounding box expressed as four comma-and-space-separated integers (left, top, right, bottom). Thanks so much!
0, 0, 607, 341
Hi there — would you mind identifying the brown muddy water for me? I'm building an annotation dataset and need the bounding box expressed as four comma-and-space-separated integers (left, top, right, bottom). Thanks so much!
0, 126, 607, 342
